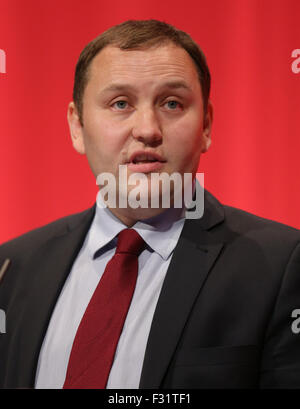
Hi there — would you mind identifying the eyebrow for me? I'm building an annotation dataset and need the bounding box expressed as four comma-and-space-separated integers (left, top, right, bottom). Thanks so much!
100, 80, 192, 94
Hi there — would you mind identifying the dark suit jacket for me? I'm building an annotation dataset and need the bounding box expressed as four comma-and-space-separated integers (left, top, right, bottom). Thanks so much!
0, 191, 300, 389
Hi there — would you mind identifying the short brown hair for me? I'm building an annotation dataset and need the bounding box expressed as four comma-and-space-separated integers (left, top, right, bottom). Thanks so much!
73, 19, 211, 123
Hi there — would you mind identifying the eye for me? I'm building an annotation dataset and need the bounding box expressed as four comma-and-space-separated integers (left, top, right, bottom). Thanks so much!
112, 100, 129, 110
164, 100, 182, 111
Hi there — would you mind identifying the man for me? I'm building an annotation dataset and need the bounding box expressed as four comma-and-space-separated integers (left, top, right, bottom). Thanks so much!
0, 20, 300, 389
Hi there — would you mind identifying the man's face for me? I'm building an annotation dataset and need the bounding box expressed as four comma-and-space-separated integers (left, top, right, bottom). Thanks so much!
68, 43, 212, 225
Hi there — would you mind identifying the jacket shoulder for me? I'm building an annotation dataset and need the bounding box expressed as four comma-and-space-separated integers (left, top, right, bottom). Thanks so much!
223, 204, 300, 237
0, 207, 95, 260
217, 204, 300, 261
204, 189, 300, 240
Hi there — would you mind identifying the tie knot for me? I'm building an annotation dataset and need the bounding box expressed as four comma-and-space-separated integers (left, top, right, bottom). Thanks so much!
116, 229, 145, 256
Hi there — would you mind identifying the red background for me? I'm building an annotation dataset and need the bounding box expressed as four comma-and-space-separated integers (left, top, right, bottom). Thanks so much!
0, 0, 300, 243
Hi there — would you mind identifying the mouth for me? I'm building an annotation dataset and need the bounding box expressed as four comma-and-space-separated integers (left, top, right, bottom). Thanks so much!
126, 151, 166, 173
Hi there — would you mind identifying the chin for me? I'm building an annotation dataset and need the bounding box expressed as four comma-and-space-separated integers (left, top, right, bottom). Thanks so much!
125, 183, 177, 209
120, 206, 168, 223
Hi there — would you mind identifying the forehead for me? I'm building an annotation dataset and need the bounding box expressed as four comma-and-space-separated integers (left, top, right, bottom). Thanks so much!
87, 43, 201, 91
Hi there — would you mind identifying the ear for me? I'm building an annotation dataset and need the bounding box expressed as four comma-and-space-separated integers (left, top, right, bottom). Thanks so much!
67, 102, 86, 155
201, 100, 213, 153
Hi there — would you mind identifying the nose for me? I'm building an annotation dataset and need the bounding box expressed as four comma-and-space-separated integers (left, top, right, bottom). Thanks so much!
131, 107, 162, 145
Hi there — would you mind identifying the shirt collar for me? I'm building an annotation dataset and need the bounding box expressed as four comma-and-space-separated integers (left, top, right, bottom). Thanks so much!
86, 189, 188, 261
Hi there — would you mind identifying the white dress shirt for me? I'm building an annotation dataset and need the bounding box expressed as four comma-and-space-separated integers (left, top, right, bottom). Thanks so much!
35, 192, 186, 389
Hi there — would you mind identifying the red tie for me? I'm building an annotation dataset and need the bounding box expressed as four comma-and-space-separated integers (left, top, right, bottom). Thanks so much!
63, 228, 146, 389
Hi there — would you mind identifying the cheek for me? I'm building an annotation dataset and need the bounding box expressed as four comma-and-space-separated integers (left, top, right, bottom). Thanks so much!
83, 117, 126, 162
166, 116, 203, 163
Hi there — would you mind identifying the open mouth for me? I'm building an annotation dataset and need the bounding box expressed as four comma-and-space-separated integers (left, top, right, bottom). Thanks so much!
129, 151, 166, 165
132, 158, 158, 164
126, 153, 166, 173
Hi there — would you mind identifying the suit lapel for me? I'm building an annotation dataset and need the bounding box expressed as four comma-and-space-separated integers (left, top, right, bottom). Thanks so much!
139, 191, 225, 388
5, 207, 95, 388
